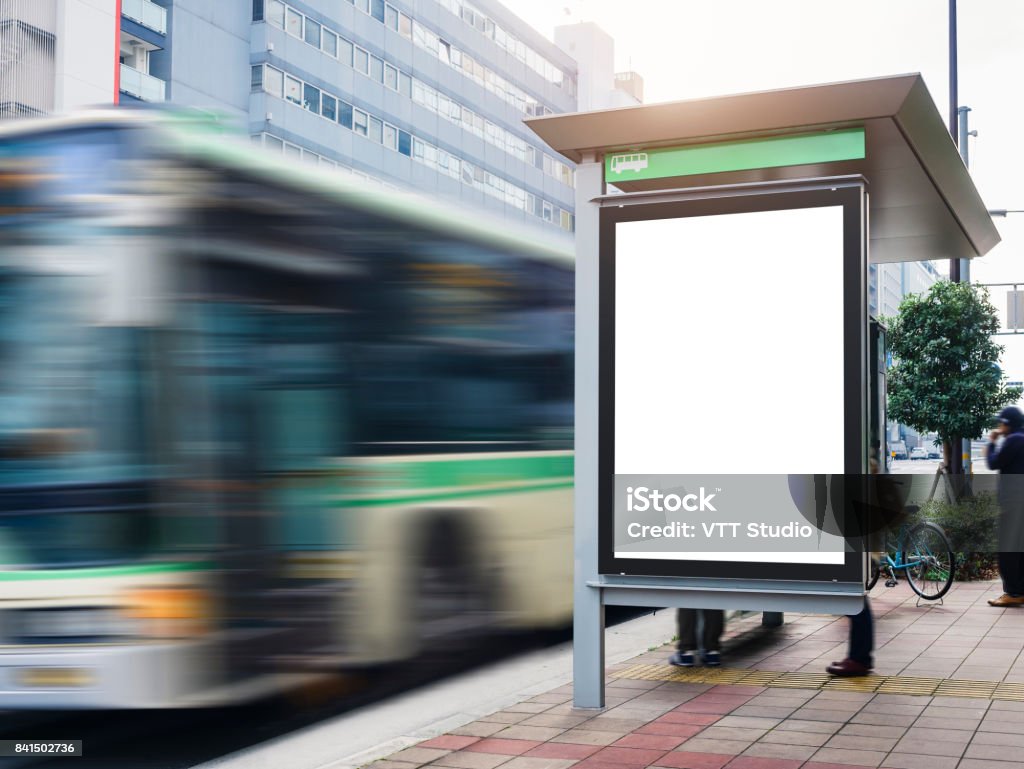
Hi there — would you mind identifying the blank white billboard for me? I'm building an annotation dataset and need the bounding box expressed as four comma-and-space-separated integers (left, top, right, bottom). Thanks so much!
614, 206, 846, 476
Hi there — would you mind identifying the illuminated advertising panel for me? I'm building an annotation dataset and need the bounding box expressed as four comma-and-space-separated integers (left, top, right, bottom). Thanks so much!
598, 188, 866, 582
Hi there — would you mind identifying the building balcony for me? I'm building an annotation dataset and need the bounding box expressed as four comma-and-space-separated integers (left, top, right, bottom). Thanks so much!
120, 63, 166, 102
121, 0, 166, 35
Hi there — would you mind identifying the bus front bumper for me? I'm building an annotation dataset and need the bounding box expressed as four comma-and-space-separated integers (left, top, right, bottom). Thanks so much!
0, 639, 217, 709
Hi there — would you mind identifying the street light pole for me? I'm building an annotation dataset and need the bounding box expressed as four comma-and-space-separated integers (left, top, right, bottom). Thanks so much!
949, 0, 960, 283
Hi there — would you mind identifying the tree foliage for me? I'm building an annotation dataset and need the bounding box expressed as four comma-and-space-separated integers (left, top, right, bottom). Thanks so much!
884, 280, 1022, 444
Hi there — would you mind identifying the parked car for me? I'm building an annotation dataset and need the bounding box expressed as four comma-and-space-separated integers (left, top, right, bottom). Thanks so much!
927, 447, 941, 459
910, 447, 928, 460
891, 442, 908, 460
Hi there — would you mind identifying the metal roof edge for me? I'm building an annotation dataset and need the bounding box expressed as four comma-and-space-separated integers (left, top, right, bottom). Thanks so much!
890, 77, 1001, 258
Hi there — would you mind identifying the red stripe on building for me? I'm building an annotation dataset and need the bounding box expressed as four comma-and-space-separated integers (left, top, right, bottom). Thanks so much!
114, 0, 122, 104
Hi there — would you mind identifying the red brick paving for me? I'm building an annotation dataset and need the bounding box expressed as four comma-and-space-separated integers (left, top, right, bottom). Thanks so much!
418, 735, 480, 750
460, 738, 541, 756
661, 711, 724, 725
523, 742, 602, 760
611, 732, 688, 750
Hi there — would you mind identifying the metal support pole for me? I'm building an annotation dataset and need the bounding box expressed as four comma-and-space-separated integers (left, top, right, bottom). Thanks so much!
573, 152, 605, 710
948, 0, 960, 284
958, 105, 972, 475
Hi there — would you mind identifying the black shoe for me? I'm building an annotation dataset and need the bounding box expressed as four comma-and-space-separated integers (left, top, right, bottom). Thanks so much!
703, 650, 721, 667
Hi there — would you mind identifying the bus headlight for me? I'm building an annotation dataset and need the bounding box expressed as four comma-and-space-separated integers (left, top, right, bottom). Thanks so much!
120, 587, 213, 639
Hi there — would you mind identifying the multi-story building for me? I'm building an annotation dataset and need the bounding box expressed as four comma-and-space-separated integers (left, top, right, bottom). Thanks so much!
4, 1, 639, 244
869, 260, 943, 451
0, 0, 124, 117
144, 0, 601, 242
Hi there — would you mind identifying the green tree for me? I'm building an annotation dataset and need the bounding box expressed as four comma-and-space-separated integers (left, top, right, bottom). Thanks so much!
885, 280, 1022, 474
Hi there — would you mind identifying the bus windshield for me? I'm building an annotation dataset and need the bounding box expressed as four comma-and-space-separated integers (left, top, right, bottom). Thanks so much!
0, 128, 159, 568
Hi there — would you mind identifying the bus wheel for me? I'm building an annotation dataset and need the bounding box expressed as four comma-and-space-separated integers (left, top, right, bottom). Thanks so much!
414, 519, 490, 652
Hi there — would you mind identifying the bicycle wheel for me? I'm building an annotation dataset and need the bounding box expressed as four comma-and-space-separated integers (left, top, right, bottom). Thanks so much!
904, 522, 955, 600
866, 556, 880, 591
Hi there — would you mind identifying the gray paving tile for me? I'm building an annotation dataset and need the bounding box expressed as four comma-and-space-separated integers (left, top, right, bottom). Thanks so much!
824, 735, 900, 752
971, 732, 1024, 748
493, 725, 567, 741
773, 719, 843, 734
811, 747, 888, 767
880, 753, 958, 769
759, 730, 831, 747
741, 742, 818, 760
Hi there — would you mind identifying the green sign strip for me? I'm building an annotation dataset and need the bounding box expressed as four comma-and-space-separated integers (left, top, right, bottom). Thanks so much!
605, 128, 865, 182
0, 561, 212, 581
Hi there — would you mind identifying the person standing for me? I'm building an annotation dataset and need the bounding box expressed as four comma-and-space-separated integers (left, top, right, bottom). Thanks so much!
986, 405, 1024, 607
826, 599, 874, 676
669, 608, 724, 667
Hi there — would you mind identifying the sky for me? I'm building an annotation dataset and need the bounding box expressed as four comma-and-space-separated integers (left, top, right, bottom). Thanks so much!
508, 0, 1024, 379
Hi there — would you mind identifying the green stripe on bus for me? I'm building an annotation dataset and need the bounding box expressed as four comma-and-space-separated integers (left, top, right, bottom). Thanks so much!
341, 480, 573, 508
378, 454, 573, 492
605, 128, 866, 182
0, 562, 212, 581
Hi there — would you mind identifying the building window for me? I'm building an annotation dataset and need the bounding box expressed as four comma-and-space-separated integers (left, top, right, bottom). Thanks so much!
383, 123, 397, 150
398, 72, 411, 98
285, 7, 302, 37
368, 116, 383, 144
264, 66, 284, 97
284, 142, 302, 159
252, 0, 264, 22
303, 83, 320, 112
338, 100, 353, 129
369, 54, 383, 83
322, 93, 337, 121
384, 63, 398, 91
285, 75, 302, 104
353, 109, 368, 136
354, 47, 369, 75
370, 0, 385, 22
251, 64, 264, 93
267, 0, 285, 27
355, 0, 369, 13
337, 37, 353, 66
323, 29, 338, 57
398, 130, 411, 156
384, 3, 398, 30
398, 13, 411, 38
304, 18, 321, 48
265, 134, 284, 152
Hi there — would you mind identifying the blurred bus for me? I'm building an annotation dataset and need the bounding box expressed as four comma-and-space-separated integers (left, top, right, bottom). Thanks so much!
0, 112, 573, 708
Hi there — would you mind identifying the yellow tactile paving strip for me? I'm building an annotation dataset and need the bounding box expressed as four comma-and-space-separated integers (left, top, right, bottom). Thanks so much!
612, 663, 1024, 700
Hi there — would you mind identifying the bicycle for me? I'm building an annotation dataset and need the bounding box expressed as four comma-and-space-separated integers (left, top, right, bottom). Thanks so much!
866, 520, 956, 600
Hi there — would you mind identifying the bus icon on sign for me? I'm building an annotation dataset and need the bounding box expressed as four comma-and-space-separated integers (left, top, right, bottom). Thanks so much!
610, 153, 648, 174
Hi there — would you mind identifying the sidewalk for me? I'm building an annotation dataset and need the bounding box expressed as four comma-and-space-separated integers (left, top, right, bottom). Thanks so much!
374, 580, 1024, 769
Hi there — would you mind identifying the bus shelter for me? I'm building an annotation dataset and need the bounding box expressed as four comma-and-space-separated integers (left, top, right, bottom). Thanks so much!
526, 74, 1000, 708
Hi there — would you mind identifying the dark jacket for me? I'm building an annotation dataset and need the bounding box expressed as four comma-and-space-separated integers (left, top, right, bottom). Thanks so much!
989, 430, 1024, 551
988, 430, 1024, 473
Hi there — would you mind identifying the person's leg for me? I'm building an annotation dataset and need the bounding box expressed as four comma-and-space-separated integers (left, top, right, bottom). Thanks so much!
700, 609, 725, 667
677, 608, 697, 650
848, 597, 874, 668
701, 609, 725, 652
1009, 552, 1024, 596
670, 608, 699, 667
